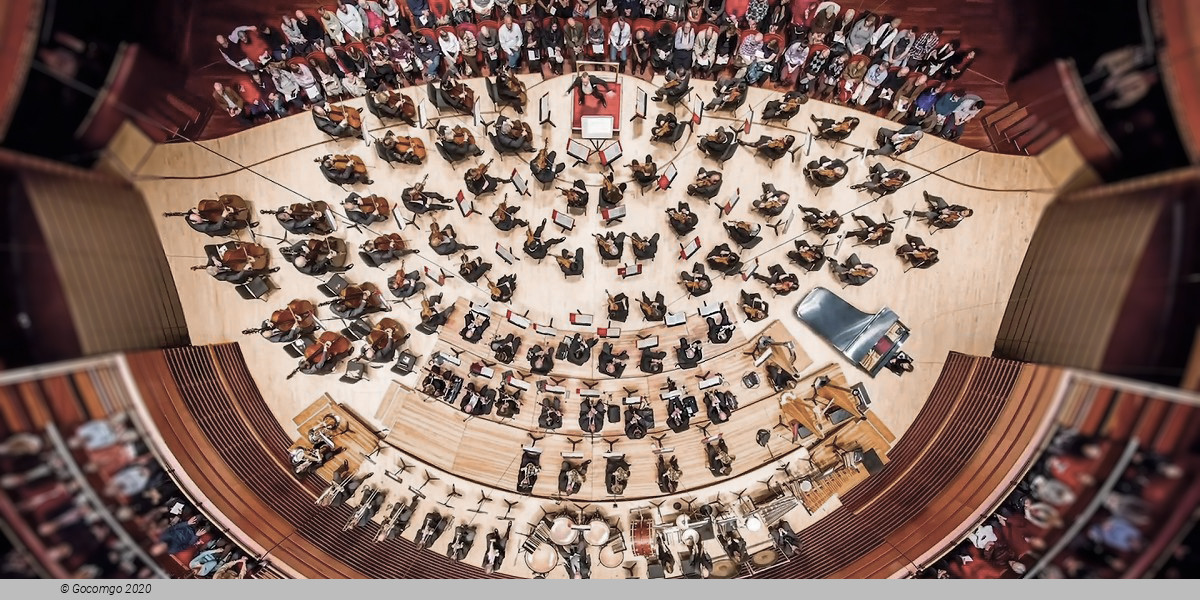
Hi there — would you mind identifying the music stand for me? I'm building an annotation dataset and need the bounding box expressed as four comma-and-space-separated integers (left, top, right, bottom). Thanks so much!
598, 140, 623, 172
550, 209, 576, 232
539, 93, 555, 127
473, 100, 484, 127
455, 190, 476, 218
618, 263, 642, 278
569, 312, 593, 326
512, 170, 530, 196
679, 236, 701, 260
718, 189, 740, 216
631, 88, 648, 122
600, 205, 626, 225
495, 242, 519, 265
690, 97, 704, 125
566, 138, 592, 167
743, 108, 754, 135
417, 100, 431, 129
656, 163, 678, 191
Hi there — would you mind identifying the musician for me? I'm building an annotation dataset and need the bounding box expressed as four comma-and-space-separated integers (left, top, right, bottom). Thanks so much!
517, 453, 542, 492
435, 125, 485, 162
788, 239, 827, 272
697, 126, 738, 160
656, 534, 677, 574
849, 163, 911, 196
565, 69, 611, 107
460, 312, 491, 344
494, 66, 527, 113
440, 76, 476, 113
419, 293, 454, 331
606, 456, 631, 495
343, 192, 391, 226
828, 254, 878, 286
649, 113, 681, 146
706, 437, 735, 476
896, 234, 940, 269
846, 214, 896, 246
639, 291, 667, 321
491, 116, 535, 154
366, 89, 416, 125
290, 441, 334, 475
740, 290, 770, 322
269, 202, 332, 236
753, 183, 790, 217
628, 155, 659, 188
763, 90, 808, 122
867, 124, 924, 157
598, 172, 627, 209
679, 263, 712, 297
640, 347, 667, 375
800, 206, 843, 236
172, 195, 254, 236
247, 299, 317, 343
312, 104, 363, 138
686, 168, 723, 200
904, 191, 973, 229
704, 77, 747, 111
446, 525, 474, 561
377, 131, 426, 165
316, 154, 372, 185
195, 242, 273, 285
594, 231, 626, 261
530, 147, 566, 184
706, 307, 736, 344
657, 455, 682, 493
724, 220, 762, 247
705, 389, 738, 424
464, 161, 512, 196
558, 179, 589, 211
811, 114, 860, 142
527, 344, 555, 374
487, 274, 517, 302
555, 247, 585, 277
705, 243, 742, 275
388, 269, 426, 299
429, 221, 477, 255
630, 232, 660, 260
771, 523, 801, 557
285, 237, 351, 276
886, 352, 916, 376
719, 531, 748, 563
753, 264, 801, 296
651, 69, 692, 104
362, 319, 408, 363
624, 401, 652, 439
482, 530, 506, 574
417, 513, 444, 549
666, 202, 699, 235
523, 218, 566, 259
401, 180, 454, 214
483, 200, 525, 233
740, 134, 796, 161
665, 394, 690, 432
296, 332, 353, 376
490, 333, 522, 364
360, 234, 417, 267
328, 282, 387, 319
804, 155, 849, 188
422, 365, 450, 398
607, 292, 630, 322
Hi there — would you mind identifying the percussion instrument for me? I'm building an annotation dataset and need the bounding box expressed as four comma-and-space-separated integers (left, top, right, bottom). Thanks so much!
584, 519, 610, 546
680, 528, 701, 548
549, 516, 579, 545
327, 104, 363, 130
598, 544, 625, 569
710, 560, 738, 578
799, 479, 814, 492
631, 518, 653, 557
524, 545, 559, 575
751, 548, 779, 567
675, 514, 691, 529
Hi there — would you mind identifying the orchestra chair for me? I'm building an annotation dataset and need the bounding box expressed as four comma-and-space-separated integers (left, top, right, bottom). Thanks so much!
340, 318, 373, 341
235, 275, 272, 301
318, 273, 350, 297
340, 359, 370, 384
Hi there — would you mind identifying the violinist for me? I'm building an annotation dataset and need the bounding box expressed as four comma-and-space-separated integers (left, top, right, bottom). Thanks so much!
697, 126, 737, 160
522, 218, 566, 260
266, 202, 332, 235
316, 154, 372, 185
243, 299, 317, 343
598, 172, 627, 209
787, 239, 827, 272
753, 183, 790, 217
739, 290, 770, 322
435, 125, 485, 163
800, 206, 843, 236
650, 112, 683, 144
679, 262, 712, 297
419, 293, 453, 330
828, 254, 878, 287
490, 198, 528, 232
464, 160, 512, 196
458, 254, 492, 283
706, 306, 736, 343
555, 247, 585, 277
705, 389, 738, 423
739, 134, 796, 161
490, 333, 521, 364
752, 264, 801, 296
598, 343, 628, 378
676, 336, 703, 367
651, 69, 691, 103
557, 179, 589, 210
804, 155, 849, 188
762, 90, 808, 122
486, 273, 517, 303
291, 331, 353, 378
565, 70, 610, 106
343, 192, 392, 226
491, 116, 535, 154
440, 76, 476, 114
494, 66, 527, 112
705, 243, 742, 275
811, 114, 860, 142
638, 291, 667, 321
665, 201, 699, 235
428, 221, 478, 256
366, 89, 417, 126
460, 312, 490, 344
564, 333, 597, 365
866, 125, 924, 158
526, 344, 555, 375
312, 103, 363, 138
284, 237, 351, 276
630, 232, 659, 260
326, 282, 387, 319
529, 144, 565, 184
360, 233, 418, 267
362, 318, 408, 363
686, 168, 722, 200
849, 163, 911, 197
377, 131, 426, 165
896, 234, 940, 269
904, 191, 973, 230
388, 269, 426, 299
593, 232, 626, 261
401, 177, 454, 214
192, 241, 274, 284
845, 214, 896, 247
640, 346, 667, 375
704, 77, 747, 111
627, 155, 658, 188
166, 194, 253, 236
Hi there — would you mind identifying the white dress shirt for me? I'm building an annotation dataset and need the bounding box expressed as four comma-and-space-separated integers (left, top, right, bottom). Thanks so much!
499, 23, 523, 54
609, 21, 631, 50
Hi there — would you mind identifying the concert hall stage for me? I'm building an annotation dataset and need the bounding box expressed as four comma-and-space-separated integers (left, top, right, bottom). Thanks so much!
571, 82, 622, 133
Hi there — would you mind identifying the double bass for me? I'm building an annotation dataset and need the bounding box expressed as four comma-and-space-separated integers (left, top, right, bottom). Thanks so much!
363, 317, 403, 355
165, 194, 250, 227
288, 331, 353, 379
327, 104, 363, 130
242, 299, 317, 336
191, 241, 270, 273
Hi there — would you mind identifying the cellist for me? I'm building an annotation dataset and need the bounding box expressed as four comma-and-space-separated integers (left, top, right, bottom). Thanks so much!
316, 154, 372, 185
343, 192, 391, 225
378, 131, 426, 165
324, 282, 387, 319
291, 331, 353, 378
435, 125, 484, 161
361, 318, 408, 362
191, 241, 274, 284
264, 202, 332, 235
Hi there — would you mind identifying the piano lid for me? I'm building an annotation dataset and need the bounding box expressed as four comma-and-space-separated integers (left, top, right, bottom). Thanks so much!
793, 287, 905, 375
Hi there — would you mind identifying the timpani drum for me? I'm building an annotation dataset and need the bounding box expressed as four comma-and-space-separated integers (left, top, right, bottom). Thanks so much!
710, 560, 738, 579
799, 479, 814, 492
680, 528, 701, 549
584, 519, 610, 546
549, 516, 579, 545
631, 518, 653, 557
599, 543, 625, 568
524, 545, 559, 575
751, 548, 779, 567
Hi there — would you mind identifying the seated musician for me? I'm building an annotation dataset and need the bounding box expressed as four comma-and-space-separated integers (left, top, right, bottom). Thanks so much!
651, 69, 691, 103
312, 104, 362, 138
555, 247, 585, 277
886, 352, 916, 375
558, 179, 589, 210
494, 66, 527, 112
172, 195, 253, 235
867, 124, 924, 158
650, 113, 683, 143
804, 155, 849, 188
460, 311, 491, 343
762, 90, 807, 122
377, 131, 426, 165
360, 234, 417, 267
640, 347, 667, 374
297, 334, 353, 376
598, 343, 628, 378
657, 455, 683, 493
417, 513, 443, 548
686, 168, 723, 200
606, 457, 631, 495
679, 262, 712, 297
753, 183, 790, 217
388, 269, 426, 299
752, 264, 801, 295
447, 525, 473, 560
290, 441, 335, 475
740, 290, 770, 322
706, 437, 735, 476
740, 134, 796, 161
440, 75, 476, 113
529, 147, 566, 184
827, 253, 878, 286
770, 522, 800, 557
845, 214, 895, 246
344, 192, 391, 226
402, 180, 454, 214
719, 531, 748, 563
286, 238, 351, 276
490, 333, 522, 364
495, 389, 520, 419
566, 69, 611, 106
482, 530, 506, 574
270, 202, 332, 235
436, 125, 485, 162
248, 300, 316, 344
491, 116, 535, 153
419, 293, 452, 330
598, 172, 627, 209
696, 126, 737, 159
629, 232, 659, 261
460, 382, 493, 416
316, 154, 372, 185
896, 234, 940, 269
328, 282, 386, 319
459, 254, 493, 283
810, 114, 860, 142
705, 77, 747, 111
523, 219, 566, 259
486, 273, 517, 303
800, 206, 843, 235
464, 160, 511, 196
676, 337, 703, 367
366, 89, 416, 124
195, 244, 273, 285
724, 220, 762, 247
594, 232, 626, 261
705, 243, 742, 274
706, 307, 736, 344
666, 395, 690, 432
517, 455, 542, 493
628, 155, 659, 188
421, 365, 450, 397
705, 389, 738, 424
561, 460, 591, 495
850, 163, 911, 196
904, 191, 973, 229
666, 202, 699, 235
639, 291, 667, 321
362, 319, 408, 363
428, 221, 478, 255
607, 292, 630, 322
526, 344, 555, 375
788, 239, 827, 272
624, 403, 651, 439
538, 398, 562, 430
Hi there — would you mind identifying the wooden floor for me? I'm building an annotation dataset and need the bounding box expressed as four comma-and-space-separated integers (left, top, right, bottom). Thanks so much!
104, 71, 1063, 577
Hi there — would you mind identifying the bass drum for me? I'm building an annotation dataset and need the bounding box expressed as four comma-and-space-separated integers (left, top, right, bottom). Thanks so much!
598, 543, 625, 569
631, 518, 653, 557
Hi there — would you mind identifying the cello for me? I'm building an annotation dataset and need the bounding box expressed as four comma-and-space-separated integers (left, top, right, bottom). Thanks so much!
385, 134, 426, 163
288, 330, 352, 379
327, 104, 363, 130
356, 194, 392, 219
363, 317, 404, 357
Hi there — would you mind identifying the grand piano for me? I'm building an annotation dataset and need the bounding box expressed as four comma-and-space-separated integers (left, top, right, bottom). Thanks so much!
793, 287, 910, 377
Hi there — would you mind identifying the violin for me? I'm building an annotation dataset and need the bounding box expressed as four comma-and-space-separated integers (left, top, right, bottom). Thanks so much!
429, 223, 449, 246
607, 294, 621, 312
449, 83, 475, 110
534, 142, 550, 171
594, 234, 615, 254
491, 202, 512, 224
289, 331, 353, 379
420, 297, 437, 320
525, 226, 536, 246
511, 120, 533, 142
602, 175, 620, 197
743, 304, 765, 320
663, 78, 682, 90
767, 137, 787, 150
327, 104, 363, 130
703, 131, 724, 145
467, 159, 494, 181
486, 278, 503, 298
554, 254, 574, 270
631, 234, 648, 250
653, 119, 673, 138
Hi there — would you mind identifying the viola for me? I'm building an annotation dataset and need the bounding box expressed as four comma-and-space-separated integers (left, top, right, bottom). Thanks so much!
607, 294, 621, 312
467, 159, 494, 182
